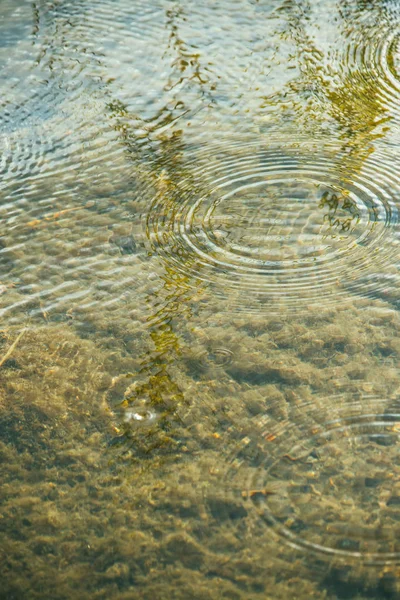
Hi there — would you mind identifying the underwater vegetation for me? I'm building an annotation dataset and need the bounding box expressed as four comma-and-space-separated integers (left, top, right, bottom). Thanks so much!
3, 295, 400, 598
4, 0, 400, 599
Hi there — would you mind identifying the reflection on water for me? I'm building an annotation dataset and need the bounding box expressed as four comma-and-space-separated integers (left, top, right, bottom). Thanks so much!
147, 139, 400, 311
4, 0, 400, 598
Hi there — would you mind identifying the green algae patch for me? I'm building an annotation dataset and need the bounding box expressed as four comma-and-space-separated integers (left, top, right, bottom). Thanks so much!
3, 297, 400, 599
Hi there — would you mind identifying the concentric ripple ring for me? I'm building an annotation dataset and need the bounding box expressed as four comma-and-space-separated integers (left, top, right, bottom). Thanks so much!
342, 10, 400, 124
147, 140, 400, 311
228, 395, 400, 565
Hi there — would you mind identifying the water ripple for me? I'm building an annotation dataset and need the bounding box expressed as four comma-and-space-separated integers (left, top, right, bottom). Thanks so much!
220, 393, 400, 566
147, 138, 400, 312
338, 3, 400, 126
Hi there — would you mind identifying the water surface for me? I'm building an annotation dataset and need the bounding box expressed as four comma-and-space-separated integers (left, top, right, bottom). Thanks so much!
3, 1, 400, 598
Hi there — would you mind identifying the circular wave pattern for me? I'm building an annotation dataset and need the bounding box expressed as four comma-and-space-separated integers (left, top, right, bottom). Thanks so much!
147, 141, 400, 311
342, 11, 400, 124
122, 398, 159, 427
196, 347, 234, 369
227, 395, 400, 565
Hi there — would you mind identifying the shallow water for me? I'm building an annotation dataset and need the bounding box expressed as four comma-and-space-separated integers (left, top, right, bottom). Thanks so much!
4, 1, 400, 598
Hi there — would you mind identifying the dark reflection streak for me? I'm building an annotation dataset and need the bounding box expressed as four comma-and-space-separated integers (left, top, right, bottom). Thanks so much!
105, 109, 213, 458
106, 98, 192, 166
270, 0, 389, 156
338, 0, 382, 21
265, 0, 390, 225
31, 3, 103, 73
31, 2, 40, 45
330, 2, 390, 173
164, 2, 217, 102
264, 0, 329, 129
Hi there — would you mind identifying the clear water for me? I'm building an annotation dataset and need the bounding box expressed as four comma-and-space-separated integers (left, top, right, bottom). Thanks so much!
3, 1, 400, 598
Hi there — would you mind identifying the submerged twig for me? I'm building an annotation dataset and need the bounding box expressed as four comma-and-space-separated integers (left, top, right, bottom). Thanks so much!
0, 329, 26, 368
